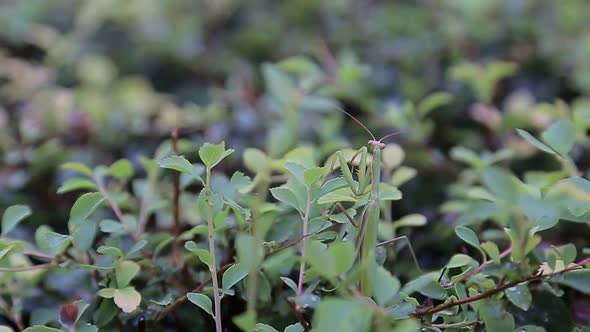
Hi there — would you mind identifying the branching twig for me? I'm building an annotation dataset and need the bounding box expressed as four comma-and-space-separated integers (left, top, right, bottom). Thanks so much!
464, 247, 512, 280
0, 299, 25, 331
153, 231, 318, 325
267, 233, 313, 256
413, 256, 590, 318
377, 235, 422, 272
23, 248, 56, 260
285, 298, 311, 332
204, 167, 223, 332
441, 246, 513, 287
171, 129, 182, 267
0, 262, 58, 272
96, 177, 140, 242
297, 187, 312, 301
153, 262, 234, 325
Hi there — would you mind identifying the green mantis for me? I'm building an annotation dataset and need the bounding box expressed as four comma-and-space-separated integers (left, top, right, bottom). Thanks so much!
333, 107, 403, 296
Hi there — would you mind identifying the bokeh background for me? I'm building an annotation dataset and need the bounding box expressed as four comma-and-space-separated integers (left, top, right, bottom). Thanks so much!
1, 0, 590, 328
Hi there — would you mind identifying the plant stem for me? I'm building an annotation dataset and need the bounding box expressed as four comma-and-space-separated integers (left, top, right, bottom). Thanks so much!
96, 177, 139, 242
153, 228, 316, 326
153, 262, 234, 326
0, 262, 57, 272
171, 129, 182, 267
296, 187, 312, 304
23, 248, 56, 260
245, 177, 269, 329
360, 146, 382, 296
0, 299, 25, 331
413, 256, 590, 318
205, 167, 223, 332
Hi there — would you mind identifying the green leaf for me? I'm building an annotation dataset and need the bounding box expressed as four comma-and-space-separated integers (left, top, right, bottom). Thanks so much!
520, 194, 559, 231
305, 241, 336, 280
557, 270, 590, 295
379, 183, 402, 201
29, 308, 59, 326
372, 265, 401, 305
327, 208, 356, 224
284, 323, 304, 332
236, 234, 263, 269
446, 254, 475, 268
547, 176, 590, 217
255, 323, 279, 332
391, 166, 417, 187
283, 162, 306, 184
34, 226, 53, 254
280, 277, 298, 292
481, 241, 501, 264
159, 155, 203, 181
318, 187, 357, 204
125, 240, 147, 258
515, 326, 545, 332
303, 167, 327, 186
233, 310, 256, 332
115, 260, 140, 288
541, 119, 576, 156
243, 148, 269, 173
113, 287, 141, 313
108, 159, 134, 179
97, 288, 116, 298
74, 323, 97, 332
313, 298, 373, 332
402, 272, 447, 299
222, 263, 249, 293
516, 129, 556, 155
392, 214, 427, 229
480, 301, 515, 332
68, 192, 105, 231
0, 244, 19, 260
99, 219, 124, 233
505, 228, 540, 263
417, 92, 452, 116
319, 177, 349, 197
185, 241, 214, 268
61, 162, 93, 177
263, 63, 296, 104
2, 205, 32, 235
482, 167, 521, 204
389, 319, 420, 332
73, 220, 97, 251
187, 293, 213, 318
44, 231, 71, 255
24, 326, 63, 332
450, 146, 483, 167
505, 283, 532, 310
455, 226, 480, 248
330, 242, 355, 275
552, 244, 577, 266
199, 142, 234, 169
229, 172, 252, 193
57, 178, 97, 194
150, 294, 173, 306
270, 187, 301, 212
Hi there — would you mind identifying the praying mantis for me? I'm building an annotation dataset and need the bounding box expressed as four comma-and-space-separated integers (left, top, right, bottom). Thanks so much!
331, 107, 417, 296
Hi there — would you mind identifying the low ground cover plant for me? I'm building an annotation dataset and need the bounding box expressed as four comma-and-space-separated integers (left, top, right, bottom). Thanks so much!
1, 107, 589, 331
2, 2, 590, 331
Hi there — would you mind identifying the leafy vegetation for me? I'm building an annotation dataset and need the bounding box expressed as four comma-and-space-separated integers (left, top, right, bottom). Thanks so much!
1, 1, 590, 331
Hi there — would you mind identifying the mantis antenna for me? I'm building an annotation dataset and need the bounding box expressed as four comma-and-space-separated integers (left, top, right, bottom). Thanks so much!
335, 105, 404, 148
